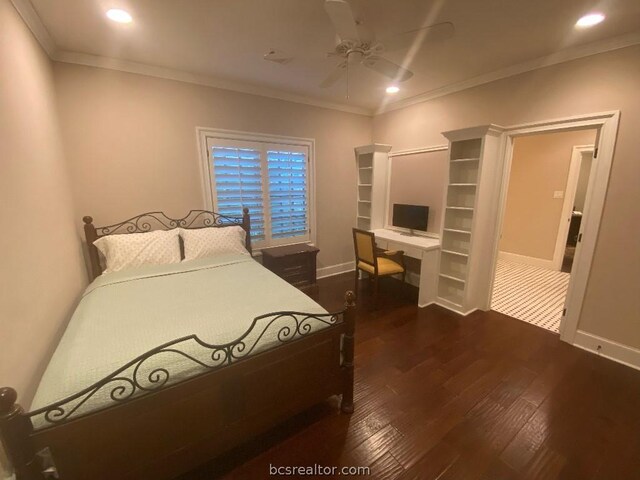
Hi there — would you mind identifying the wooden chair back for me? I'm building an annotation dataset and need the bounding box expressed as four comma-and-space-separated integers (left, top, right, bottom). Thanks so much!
352, 228, 376, 270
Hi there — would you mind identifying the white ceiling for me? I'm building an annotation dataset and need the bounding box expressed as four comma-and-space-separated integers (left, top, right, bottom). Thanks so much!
26, 0, 640, 113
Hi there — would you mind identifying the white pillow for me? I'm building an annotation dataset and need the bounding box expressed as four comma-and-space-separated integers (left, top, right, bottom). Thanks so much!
180, 226, 249, 261
94, 229, 181, 274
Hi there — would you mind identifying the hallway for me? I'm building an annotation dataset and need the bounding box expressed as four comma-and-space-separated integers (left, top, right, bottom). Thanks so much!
491, 260, 570, 333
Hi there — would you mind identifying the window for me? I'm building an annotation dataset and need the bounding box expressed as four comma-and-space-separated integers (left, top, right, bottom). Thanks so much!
199, 129, 314, 249
211, 144, 266, 240
267, 148, 308, 240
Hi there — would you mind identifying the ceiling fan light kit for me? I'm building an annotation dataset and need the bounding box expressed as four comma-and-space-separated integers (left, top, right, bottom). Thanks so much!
259, 0, 454, 100
318, 0, 453, 99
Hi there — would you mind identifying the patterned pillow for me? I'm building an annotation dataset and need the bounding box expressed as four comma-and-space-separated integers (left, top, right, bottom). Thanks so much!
180, 226, 249, 261
94, 229, 181, 274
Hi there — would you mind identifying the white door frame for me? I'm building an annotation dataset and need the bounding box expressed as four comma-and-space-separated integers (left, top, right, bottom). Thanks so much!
486, 111, 620, 345
551, 144, 595, 271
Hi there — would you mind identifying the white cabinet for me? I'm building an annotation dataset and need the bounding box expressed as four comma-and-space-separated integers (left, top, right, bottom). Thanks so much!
437, 125, 504, 314
354, 144, 392, 231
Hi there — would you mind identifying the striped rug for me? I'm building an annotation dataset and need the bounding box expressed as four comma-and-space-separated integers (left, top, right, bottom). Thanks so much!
491, 260, 570, 333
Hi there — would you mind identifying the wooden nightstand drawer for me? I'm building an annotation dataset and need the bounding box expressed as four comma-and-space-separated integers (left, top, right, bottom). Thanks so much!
262, 244, 319, 292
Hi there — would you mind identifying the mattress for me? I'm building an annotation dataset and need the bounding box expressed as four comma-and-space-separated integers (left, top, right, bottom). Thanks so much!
30, 254, 330, 428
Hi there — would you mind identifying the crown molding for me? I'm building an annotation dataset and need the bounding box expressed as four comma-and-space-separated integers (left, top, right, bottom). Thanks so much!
389, 145, 448, 157
53, 51, 373, 116
442, 124, 505, 142
354, 143, 392, 155
12, 0, 640, 119
10, 0, 372, 117
378, 30, 640, 115
10, 0, 55, 56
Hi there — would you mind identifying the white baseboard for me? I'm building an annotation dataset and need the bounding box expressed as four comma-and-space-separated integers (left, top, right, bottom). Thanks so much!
498, 251, 556, 270
434, 298, 477, 316
418, 301, 437, 309
573, 330, 640, 371
317, 261, 355, 279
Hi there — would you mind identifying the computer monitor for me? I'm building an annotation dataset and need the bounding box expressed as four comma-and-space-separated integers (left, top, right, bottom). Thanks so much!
392, 204, 429, 232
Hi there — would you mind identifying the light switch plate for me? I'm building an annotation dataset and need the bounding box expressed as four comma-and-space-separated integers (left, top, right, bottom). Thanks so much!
553, 191, 564, 199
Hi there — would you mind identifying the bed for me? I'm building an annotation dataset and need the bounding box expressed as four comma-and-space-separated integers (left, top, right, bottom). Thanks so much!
0, 209, 356, 480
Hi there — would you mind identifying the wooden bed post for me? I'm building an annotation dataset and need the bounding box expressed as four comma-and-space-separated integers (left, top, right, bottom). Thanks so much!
242, 207, 252, 254
0, 388, 41, 479
83, 216, 101, 281
341, 290, 356, 413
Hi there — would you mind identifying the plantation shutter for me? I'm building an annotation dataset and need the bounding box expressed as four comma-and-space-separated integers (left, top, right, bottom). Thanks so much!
205, 135, 311, 247
267, 147, 310, 242
210, 143, 266, 241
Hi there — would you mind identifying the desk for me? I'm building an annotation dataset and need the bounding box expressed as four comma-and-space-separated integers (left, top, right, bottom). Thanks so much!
372, 229, 440, 308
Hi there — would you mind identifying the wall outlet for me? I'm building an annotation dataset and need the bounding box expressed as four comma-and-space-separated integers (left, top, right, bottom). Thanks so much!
553, 190, 564, 199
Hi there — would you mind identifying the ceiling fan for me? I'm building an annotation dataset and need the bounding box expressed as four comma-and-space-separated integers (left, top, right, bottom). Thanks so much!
320, 0, 454, 91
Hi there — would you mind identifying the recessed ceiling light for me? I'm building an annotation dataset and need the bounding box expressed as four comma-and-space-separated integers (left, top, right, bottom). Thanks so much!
576, 12, 605, 28
106, 8, 133, 24
386, 86, 400, 94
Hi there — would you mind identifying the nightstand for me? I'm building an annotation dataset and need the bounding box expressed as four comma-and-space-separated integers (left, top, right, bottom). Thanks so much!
261, 244, 319, 293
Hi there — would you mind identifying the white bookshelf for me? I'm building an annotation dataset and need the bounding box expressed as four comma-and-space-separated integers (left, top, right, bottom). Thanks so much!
354, 144, 392, 231
436, 125, 504, 314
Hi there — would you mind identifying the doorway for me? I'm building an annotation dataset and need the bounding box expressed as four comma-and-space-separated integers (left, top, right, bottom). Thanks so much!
490, 129, 597, 332
484, 111, 619, 345
561, 146, 595, 273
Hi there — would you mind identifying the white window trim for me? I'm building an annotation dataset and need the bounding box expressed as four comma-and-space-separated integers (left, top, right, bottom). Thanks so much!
196, 127, 317, 251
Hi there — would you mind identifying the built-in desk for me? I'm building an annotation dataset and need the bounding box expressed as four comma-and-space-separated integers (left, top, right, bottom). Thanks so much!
371, 229, 440, 307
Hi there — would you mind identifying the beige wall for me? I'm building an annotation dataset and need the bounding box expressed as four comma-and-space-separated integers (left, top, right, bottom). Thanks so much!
388, 150, 448, 234
0, 1, 86, 410
53, 63, 371, 271
373, 45, 640, 350
1, 2, 638, 437
500, 129, 596, 260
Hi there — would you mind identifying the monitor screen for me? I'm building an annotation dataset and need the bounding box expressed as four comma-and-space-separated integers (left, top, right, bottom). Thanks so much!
392, 204, 429, 231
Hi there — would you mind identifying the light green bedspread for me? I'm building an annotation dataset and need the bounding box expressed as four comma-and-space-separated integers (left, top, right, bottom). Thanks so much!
30, 254, 330, 428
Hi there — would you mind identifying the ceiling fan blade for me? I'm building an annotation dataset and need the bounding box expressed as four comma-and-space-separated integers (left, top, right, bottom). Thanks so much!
363, 56, 413, 82
324, 0, 360, 42
319, 62, 348, 88
382, 22, 454, 52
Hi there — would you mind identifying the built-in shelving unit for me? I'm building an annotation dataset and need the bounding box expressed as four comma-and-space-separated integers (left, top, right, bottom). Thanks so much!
354, 144, 392, 231
436, 125, 504, 314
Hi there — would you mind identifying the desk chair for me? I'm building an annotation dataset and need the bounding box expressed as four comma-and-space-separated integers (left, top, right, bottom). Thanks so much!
352, 228, 406, 307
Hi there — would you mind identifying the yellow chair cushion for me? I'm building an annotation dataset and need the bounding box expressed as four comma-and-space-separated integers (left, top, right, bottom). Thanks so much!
358, 258, 404, 276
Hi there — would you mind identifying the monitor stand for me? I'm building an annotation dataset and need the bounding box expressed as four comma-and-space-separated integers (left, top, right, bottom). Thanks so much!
400, 229, 415, 237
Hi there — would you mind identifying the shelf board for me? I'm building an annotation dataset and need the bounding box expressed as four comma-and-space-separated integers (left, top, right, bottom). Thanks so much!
450, 157, 480, 163
358, 184, 372, 187
358, 200, 371, 203
446, 206, 474, 211
449, 183, 477, 187
439, 273, 466, 284
357, 215, 371, 220
443, 228, 471, 235
358, 166, 373, 170
441, 249, 469, 258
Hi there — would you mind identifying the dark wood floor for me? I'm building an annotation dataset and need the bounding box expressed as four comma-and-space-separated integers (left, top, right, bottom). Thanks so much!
180, 273, 640, 479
